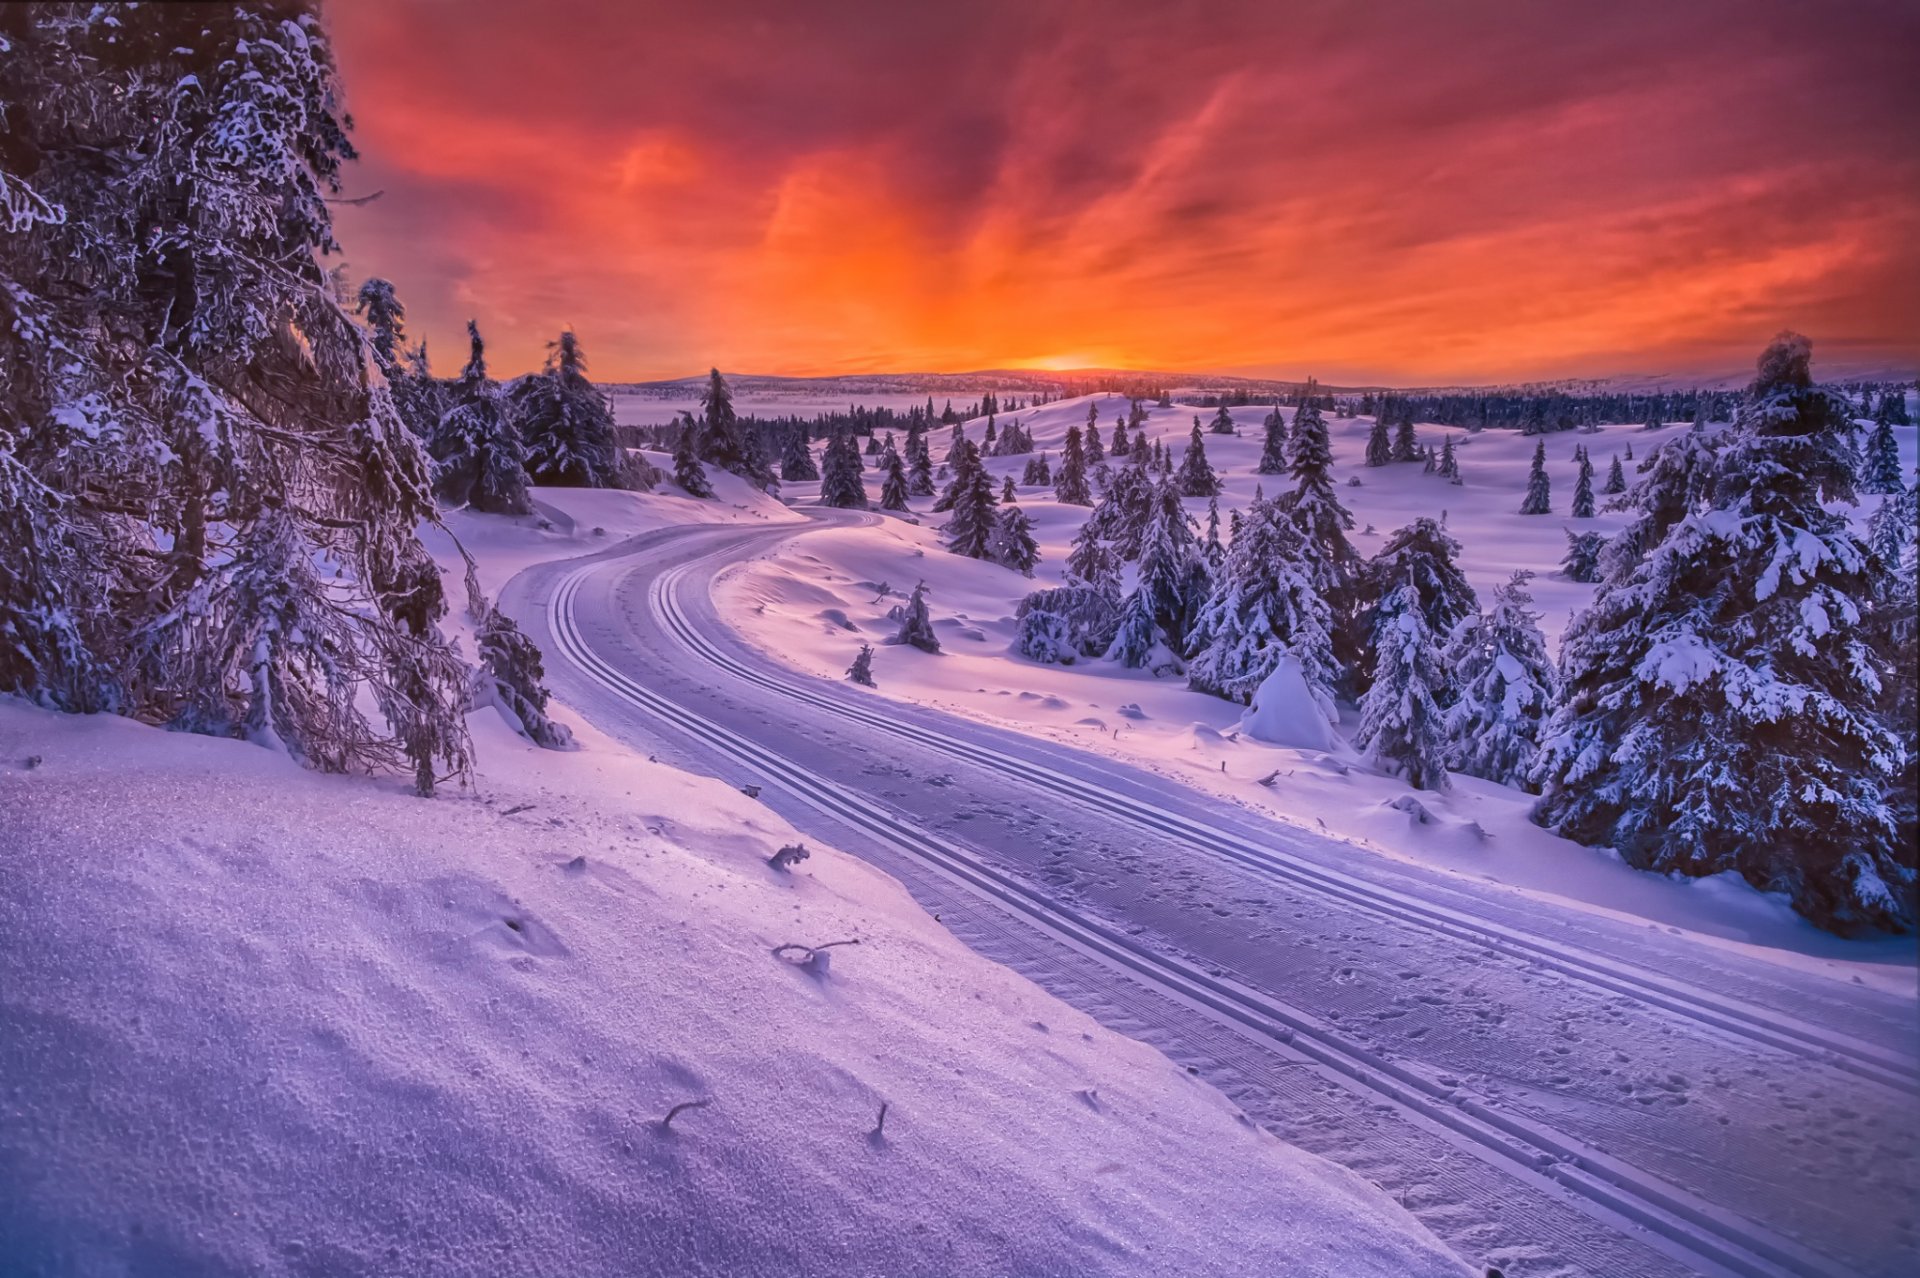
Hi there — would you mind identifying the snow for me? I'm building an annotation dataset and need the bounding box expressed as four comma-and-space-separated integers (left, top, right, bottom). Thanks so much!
1239, 654, 1336, 749
714, 392, 1919, 981
0, 700, 1468, 1278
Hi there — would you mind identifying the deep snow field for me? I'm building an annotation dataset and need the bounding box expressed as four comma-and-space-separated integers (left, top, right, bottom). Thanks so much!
708, 393, 1920, 987
0, 474, 1471, 1278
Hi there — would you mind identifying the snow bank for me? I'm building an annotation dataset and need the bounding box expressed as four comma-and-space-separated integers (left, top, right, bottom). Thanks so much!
1239, 655, 1337, 749
0, 703, 1467, 1278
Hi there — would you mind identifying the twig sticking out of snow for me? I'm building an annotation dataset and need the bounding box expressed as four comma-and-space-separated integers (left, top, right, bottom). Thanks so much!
768, 844, 810, 872
500, 803, 536, 816
873, 1102, 888, 1137
1256, 770, 1279, 787
659, 1098, 710, 1132
772, 938, 861, 976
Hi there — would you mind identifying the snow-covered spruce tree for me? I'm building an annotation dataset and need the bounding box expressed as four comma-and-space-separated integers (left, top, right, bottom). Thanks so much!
1055, 425, 1093, 505
944, 422, 966, 467
1210, 404, 1235, 435
987, 506, 1041, 575
1353, 518, 1478, 695
355, 278, 407, 377
1391, 414, 1419, 463
1108, 480, 1210, 668
1110, 418, 1129, 457
0, 3, 470, 790
1203, 497, 1225, 568
1604, 452, 1627, 495
515, 330, 645, 489
1355, 577, 1450, 791
1571, 445, 1596, 517
1257, 404, 1289, 473
1279, 401, 1358, 599
1065, 518, 1121, 591
390, 340, 446, 442
1534, 333, 1912, 934
1175, 419, 1222, 497
1867, 477, 1917, 569
907, 428, 936, 496
1562, 530, 1607, 583
1860, 417, 1904, 495
697, 367, 749, 475
1365, 417, 1392, 466
892, 582, 940, 652
941, 439, 999, 559
1001, 474, 1017, 503
1086, 419, 1106, 464
847, 642, 876, 687
780, 426, 818, 481
1187, 494, 1337, 711
477, 606, 573, 749
1519, 439, 1552, 513
673, 420, 714, 498
818, 430, 869, 509
433, 321, 533, 516
1020, 452, 1051, 486
1443, 571, 1554, 788
1015, 586, 1120, 664
1438, 435, 1459, 482
880, 447, 911, 511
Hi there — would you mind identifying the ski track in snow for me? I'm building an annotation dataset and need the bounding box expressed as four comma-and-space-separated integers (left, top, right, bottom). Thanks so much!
499, 508, 1919, 1278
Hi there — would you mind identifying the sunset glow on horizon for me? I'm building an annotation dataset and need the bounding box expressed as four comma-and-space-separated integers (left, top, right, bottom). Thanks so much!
328, 0, 1919, 384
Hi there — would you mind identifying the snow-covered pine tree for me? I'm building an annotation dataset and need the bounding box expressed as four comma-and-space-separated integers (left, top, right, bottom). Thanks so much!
673, 420, 714, 497
880, 447, 911, 511
892, 582, 940, 652
1391, 413, 1419, 463
1438, 435, 1459, 482
818, 430, 869, 509
1860, 417, 1904, 495
1203, 497, 1226, 568
697, 368, 749, 474
1867, 476, 1917, 569
1604, 452, 1627, 494
516, 330, 652, 489
433, 322, 534, 516
1187, 494, 1337, 710
780, 427, 819, 481
1571, 445, 1596, 517
355, 278, 407, 376
847, 642, 876, 686
987, 506, 1041, 575
1277, 401, 1359, 608
1355, 576, 1450, 790
1257, 404, 1289, 473
1001, 474, 1018, 503
0, 2, 470, 790
1210, 404, 1235, 435
1021, 453, 1051, 486
1114, 479, 1211, 665
944, 422, 966, 467
1354, 518, 1478, 695
1562, 530, 1607, 582
1175, 419, 1222, 496
1110, 418, 1129, 458
1443, 571, 1554, 788
1519, 439, 1552, 513
1366, 417, 1392, 466
1534, 333, 1912, 934
907, 428, 936, 495
389, 340, 446, 442
477, 605, 573, 750
1086, 419, 1106, 464
941, 439, 999, 558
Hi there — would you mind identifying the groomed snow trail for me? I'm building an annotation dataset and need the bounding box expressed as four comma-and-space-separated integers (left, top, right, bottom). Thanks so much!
502, 511, 1919, 1278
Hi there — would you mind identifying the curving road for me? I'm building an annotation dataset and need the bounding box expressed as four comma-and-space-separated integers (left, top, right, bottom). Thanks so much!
501, 509, 1919, 1278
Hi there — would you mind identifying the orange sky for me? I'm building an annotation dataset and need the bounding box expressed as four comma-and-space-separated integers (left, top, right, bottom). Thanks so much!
327, 0, 1919, 384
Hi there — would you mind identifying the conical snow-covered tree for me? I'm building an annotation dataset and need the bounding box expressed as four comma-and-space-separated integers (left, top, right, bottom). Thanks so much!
1055, 425, 1093, 505
892, 582, 940, 653
941, 439, 999, 559
1603, 452, 1627, 494
1437, 435, 1459, 482
880, 447, 911, 511
517, 330, 653, 490
355, 278, 407, 376
1562, 530, 1607, 583
1391, 414, 1419, 463
1257, 404, 1289, 473
1210, 404, 1235, 435
0, 2, 470, 790
1534, 333, 1911, 934
987, 506, 1041, 575
1186, 495, 1337, 711
1571, 446, 1596, 517
1021, 452, 1051, 486
1001, 474, 1018, 503
389, 340, 446, 442
1355, 577, 1450, 791
1867, 477, 1917, 568
673, 421, 714, 498
1365, 417, 1392, 467
1443, 571, 1555, 788
1087, 419, 1106, 464
1175, 420, 1222, 496
698, 368, 749, 475
434, 322, 533, 516
1860, 417, 1904, 495
1354, 518, 1477, 694
944, 422, 967, 467
780, 428, 819, 481
1066, 518, 1122, 591
907, 427, 936, 495
847, 642, 877, 686
1278, 401, 1359, 604
1519, 440, 1552, 513
1115, 479, 1211, 664
818, 430, 869, 509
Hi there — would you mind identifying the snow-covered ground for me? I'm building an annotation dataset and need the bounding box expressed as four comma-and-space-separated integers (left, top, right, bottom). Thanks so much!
0, 480, 1473, 1278
715, 394, 1920, 981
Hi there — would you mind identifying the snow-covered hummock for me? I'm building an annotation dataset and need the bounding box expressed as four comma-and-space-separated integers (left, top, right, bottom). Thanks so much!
0, 702, 1467, 1278
1239, 654, 1336, 749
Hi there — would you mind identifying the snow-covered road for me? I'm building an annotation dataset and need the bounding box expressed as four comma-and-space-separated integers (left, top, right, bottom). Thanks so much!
502, 511, 1918, 1278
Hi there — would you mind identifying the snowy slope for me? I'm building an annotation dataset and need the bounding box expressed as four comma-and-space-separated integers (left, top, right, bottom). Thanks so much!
714, 395, 1919, 971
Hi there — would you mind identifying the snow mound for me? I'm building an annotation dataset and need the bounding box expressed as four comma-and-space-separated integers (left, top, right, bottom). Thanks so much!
1238, 656, 1337, 750
0, 703, 1467, 1278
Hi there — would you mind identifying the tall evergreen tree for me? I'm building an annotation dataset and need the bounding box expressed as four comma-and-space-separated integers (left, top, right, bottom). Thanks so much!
907, 426, 936, 495
1366, 417, 1392, 467
1603, 452, 1627, 494
818, 430, 869, 509
1535, 333, 1911, 934
880, 447, 911, 512
1355, 577, 1450, 791
1257, 404, 1289, 474
0, 2, 469, 790
1354, 519, 1477, 694
698, 368, 749, 474
1860, 417, 1904, 494
1175, 420, 1222, 496
1021, 453, 1052, 486
1437, 435, 1459, 482
673, 421, 714, 498
1391, 413, 1419, 462
1519, 440, 1552, 514
987, 506, 1041, 575
354, 278, 407, 376
517, 330, 644, 489
941, 439, 998, 558
434, 322, 533, 517
1562, 530, 1607, 583
1210, 404, 1235, 435
780, 427, 819, 481
1187, 495, 1337, 712
1571, 445, 1596, 517
1086, 419, 1106, 464
389, 340, 446, 442
1110, 480, 1210, 665
1277, 402, 1359, 607
1443, 572, 1555, 788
